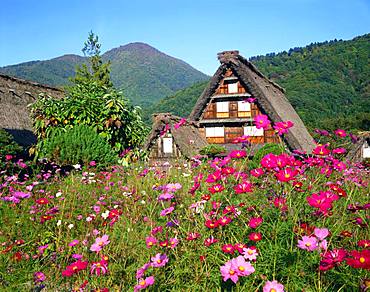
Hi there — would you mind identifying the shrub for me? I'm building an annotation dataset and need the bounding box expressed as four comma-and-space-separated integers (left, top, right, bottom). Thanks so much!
40, 125, 117, 168
0, 129, 23, 169
200, 144, 226, 157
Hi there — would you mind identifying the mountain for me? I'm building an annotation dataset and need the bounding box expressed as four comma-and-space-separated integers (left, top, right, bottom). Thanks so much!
147, 34, 370, 131
0, 42, 209, 107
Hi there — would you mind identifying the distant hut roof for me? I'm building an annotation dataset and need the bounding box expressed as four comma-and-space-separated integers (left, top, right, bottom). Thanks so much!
144, 113, 208, 159
0, 73, 64, 146
346, 132, 370, 163
189, 50, 315, 153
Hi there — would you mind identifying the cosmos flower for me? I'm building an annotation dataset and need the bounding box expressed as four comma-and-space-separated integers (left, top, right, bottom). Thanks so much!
134, 276, 155, 291
90, 259, 108, 276
254, 114, 271, 130
62, 260, 88, 277
263, 280, 285, 292
34, 271, 46, 283
248, 217, 263, 229
231, 256, 255, 276
220, 260, 239, 283
297, 236, 318, 252
90, 235, 110, 253
160, 206, 175, 216
151, 253, 169, 268
145, 237, 157, 248
273, 120, 294, 135
243, 247, 259, 261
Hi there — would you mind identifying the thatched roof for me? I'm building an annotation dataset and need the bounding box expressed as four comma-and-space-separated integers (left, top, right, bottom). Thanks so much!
189, 50, 315, 153
144, 113, 208, 158
0, 73, 64, 146
346, 132, 370, 163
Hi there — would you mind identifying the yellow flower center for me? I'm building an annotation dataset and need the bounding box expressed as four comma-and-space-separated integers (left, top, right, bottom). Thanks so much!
270, 289, 277, 292
284, 173, 290, 178
157, 260, 162, 264
305, 243, 311, 247
359, 257, 365, 263
229, 270, 235, 275
248, 250, 253, 255
239, 266, 245, 271
139, 280, 146, 286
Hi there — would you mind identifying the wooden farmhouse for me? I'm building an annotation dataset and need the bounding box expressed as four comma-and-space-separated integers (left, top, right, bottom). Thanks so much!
0, 73, 64, 146
144, 113, 208, 164
189, 50, 315, 153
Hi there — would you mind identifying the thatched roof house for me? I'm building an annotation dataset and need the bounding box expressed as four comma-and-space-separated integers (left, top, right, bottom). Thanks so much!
189, 51, 315, 153
144, 113, 208, 164
346, 132, 370, 163
0, 73, 64, 146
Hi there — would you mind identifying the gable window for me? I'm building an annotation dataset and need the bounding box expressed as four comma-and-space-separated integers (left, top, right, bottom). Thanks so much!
216, 101, 229, 118
228, 81, 238, 93
163, 137, 173, 153
206, 127, 224, 137
244, 126, 264, 137
238, 101, 251, 117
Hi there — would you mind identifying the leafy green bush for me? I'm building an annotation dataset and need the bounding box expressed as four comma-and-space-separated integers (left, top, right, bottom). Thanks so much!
40, 125, 117, 168
0, 129, 23, 169
200, 144, 226, 157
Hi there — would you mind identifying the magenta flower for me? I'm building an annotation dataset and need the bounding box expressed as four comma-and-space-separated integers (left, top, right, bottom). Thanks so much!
160, 206, 174, 216
273, 120, 294, 135
169, 237, 179, 249
68, 239, 79, 247
243, 247, 259, 261
314, 227, 329, 241
34, 271, 46, 283
90, 259, 108, 276
254, 114, 271, 130
90, 234, 110, 253
231, 256, 255, 276
151, 253, 169, 268
220, 259, 239, 283
134, 276, 155, 291
157, 192, 174, 201
297, 236, 318, 251
248, 217, 263, 229
145, 236, 157, 248
136, 262, 152, 279
263, 280, 285, 292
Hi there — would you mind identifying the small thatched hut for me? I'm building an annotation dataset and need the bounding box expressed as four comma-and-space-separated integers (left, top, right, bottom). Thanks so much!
189, 50, 315, 153
0, 73, 64, 146
144, 113, 208, 164
346, 132, 370, 163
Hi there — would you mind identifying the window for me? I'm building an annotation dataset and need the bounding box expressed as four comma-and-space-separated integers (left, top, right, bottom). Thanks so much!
206, 127, 224, 137
216, 102, 229, 112
228, 82, 238, 93
238, 101, 251, 111
363, 142, 370, 158
244, 126, 264, 137
216, 102, 229, 118
163, 138, 173, 153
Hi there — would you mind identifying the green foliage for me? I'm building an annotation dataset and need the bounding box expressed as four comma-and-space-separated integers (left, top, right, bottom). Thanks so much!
39, 125, 117, 168
199, 144, 226, 157
31, 32, 148, 156
0, 129, 23, 169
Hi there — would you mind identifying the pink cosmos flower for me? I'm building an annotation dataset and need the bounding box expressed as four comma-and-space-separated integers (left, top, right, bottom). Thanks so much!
90, 259, 108, 276
169, 237, 179, 249
275, 167, 298, 182
263, 280, 285, 292
157, 192, 174, 201
254, 114, 271, 130
151, 253, 169, 268
136, 262, 151, 279
134, 276, 155, 292
231, 256, 255, 276
90, 235, 110, 253
312, 145, 330, 156
222, 244, 235, 254
261, 153, 278, 168
314, 227, 329, 241
204, 236, 218, 247
160, 206, 174, 216
234, 181, 253, 194
334, 129, 347, 137
68, 239, 79, 247
220, 259, 239, 283
248, 217, 263, 229
229, 150, 247, 159
297, 236, 318, 251
243, 247, 259, 261
273, 120, 294, 135
34, 271, 46, 283
250, 168, 264, 177
145, 236, 157, 248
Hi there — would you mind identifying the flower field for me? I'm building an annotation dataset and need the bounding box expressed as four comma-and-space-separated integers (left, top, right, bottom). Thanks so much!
0, 132, 369, 291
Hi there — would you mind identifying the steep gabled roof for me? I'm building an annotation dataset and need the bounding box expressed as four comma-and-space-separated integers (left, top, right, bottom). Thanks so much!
189, 50, 315, 153
144, 113, 208, 158
0, 73, 64, 145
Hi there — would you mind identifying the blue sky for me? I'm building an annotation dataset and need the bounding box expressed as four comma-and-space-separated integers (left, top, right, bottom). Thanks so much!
0, 0, 369, 74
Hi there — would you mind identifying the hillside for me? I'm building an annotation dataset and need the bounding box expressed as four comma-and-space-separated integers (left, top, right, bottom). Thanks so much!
0, 43, 208, 107
149, 34, 369, 131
